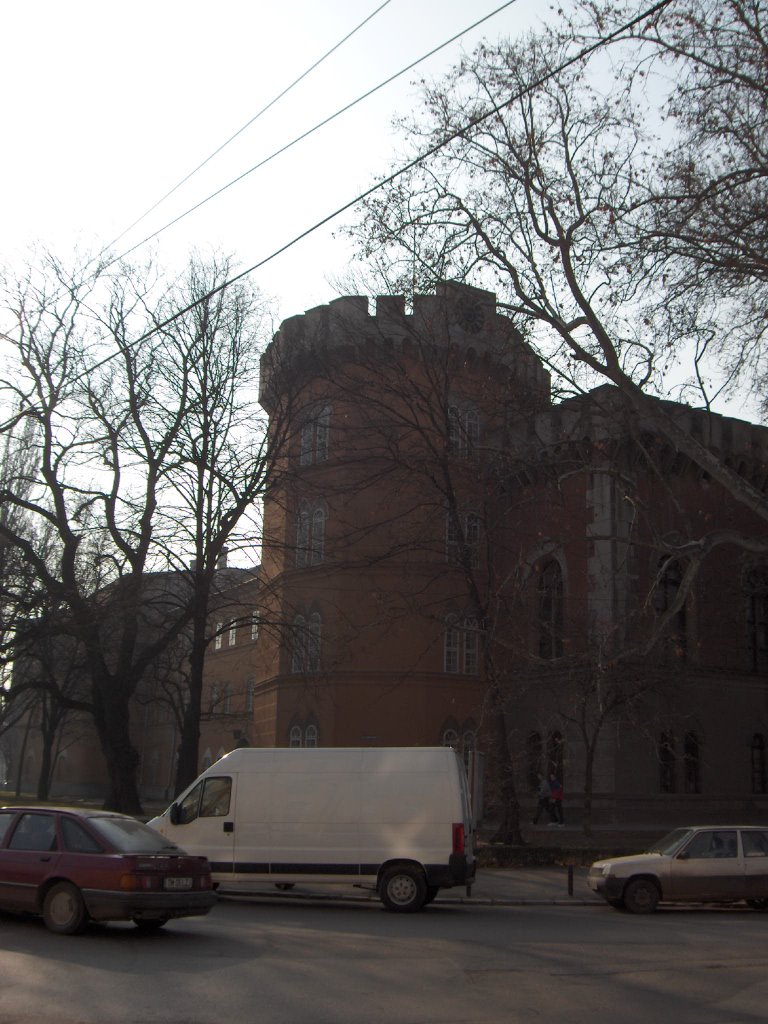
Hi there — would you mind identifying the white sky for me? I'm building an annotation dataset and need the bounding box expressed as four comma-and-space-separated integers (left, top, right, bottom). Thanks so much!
0, 0, 552, 326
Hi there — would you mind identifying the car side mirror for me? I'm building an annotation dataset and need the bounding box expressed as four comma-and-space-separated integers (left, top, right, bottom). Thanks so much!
677, 851, 690, 860
169, 803, 179, 825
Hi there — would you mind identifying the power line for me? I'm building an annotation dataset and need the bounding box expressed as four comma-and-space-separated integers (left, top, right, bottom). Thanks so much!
105, 0, 394, 253
128, 0, 677, 345
111, 0, 521, 266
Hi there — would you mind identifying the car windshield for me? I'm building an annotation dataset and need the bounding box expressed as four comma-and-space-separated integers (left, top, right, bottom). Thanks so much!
646, 828, 695, 856
87, 815, 181, 854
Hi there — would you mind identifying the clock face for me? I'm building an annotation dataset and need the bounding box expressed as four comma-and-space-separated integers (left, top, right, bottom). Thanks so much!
454, 296, 485, 334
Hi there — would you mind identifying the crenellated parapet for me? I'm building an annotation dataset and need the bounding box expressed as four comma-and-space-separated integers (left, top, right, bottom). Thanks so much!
259, 280, 551, 410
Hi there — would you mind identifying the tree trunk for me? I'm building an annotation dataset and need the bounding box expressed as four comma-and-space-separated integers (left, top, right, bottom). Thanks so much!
93, 683, 143, 814
489, 703, 524, 845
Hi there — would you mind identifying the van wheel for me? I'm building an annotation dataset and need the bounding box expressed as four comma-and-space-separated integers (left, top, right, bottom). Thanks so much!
379, 866, 428, 912
43, 882, 88, 935
623, 878, 659, 914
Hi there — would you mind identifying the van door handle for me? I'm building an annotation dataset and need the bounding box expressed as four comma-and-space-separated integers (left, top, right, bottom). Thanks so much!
223, 821, 234, 833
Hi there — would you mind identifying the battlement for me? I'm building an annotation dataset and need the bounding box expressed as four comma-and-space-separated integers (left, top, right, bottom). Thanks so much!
259, 281, 550, 409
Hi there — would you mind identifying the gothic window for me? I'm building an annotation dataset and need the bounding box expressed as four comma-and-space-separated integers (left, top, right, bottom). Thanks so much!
214, 622, 223, 650
308, 613, 322, 672
444, 615, 460, 672
684, 731, 701, 794
448, 404, 480, 455
290, 613, 322, 674
655, 557, 686, 651
526, 732, 543, 791
746, 569, 768, 673
752, 734, 767, 794
538, 560, 564, 659
547, 730, 564, 781
659, 731, 676, 793
289, 725, 302, 748
291, 615, 306, 674
305, 723, 319, 748
296, 502, 326, 568
446, 509, 481, 568
299, 405, 331, 466
444, 616, 480, 674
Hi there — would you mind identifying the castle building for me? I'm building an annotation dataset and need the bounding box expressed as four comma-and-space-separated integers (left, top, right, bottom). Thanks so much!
6, 281, 768, 828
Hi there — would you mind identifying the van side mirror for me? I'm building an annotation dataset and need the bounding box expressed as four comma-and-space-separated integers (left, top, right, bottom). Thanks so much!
169, 803, 179, 825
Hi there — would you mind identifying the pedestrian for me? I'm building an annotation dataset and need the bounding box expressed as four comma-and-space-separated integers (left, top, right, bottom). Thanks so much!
549, 772, 564, 825
532, 771, 553, 824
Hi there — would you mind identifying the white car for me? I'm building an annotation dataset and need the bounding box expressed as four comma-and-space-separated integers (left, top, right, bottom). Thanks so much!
588, 826, 768, 913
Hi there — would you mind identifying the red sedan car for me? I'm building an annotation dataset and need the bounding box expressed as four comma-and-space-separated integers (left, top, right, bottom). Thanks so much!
0, 806, 216, 934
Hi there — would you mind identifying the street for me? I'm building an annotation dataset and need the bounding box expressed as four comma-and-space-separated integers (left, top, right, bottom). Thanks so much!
2, 893, 768, 1024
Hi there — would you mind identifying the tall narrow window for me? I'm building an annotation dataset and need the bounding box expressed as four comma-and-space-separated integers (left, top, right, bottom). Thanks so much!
659, 731, 676, 793
305, 723, 319, 748
296, 506, 311, 568
447, 403, 480, 455
547, 731, 564, 780
684, 731, 701, 794
214, 622, 223, 650
526, 732, 543, 791
289, 725, 302, 748
222, 683, 232, 715
538, 560, 564, 659
444, 616, 460, 672
299, 405, 331, 465
209, 683, 220, 714
752, 734, 767, 794
446, 509, 481, 567
746, 570, 768, 673
291, 615, 307, 674
228, 621, 237, 646
310, 506, 326, 565
463, 618, 478, 674
250, 611, 259, 641
308, 613, 322, 672
655, 557, 686, 652
245, 679, 255, 713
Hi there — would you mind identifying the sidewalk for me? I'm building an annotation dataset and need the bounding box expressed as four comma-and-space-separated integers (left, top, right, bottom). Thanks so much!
217, 865, 601, 907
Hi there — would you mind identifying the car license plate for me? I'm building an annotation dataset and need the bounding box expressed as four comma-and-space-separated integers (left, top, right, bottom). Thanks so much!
164, 876, 193, 890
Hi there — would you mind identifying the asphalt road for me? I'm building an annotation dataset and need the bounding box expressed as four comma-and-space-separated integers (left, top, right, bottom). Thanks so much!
2, 895, 767, 1024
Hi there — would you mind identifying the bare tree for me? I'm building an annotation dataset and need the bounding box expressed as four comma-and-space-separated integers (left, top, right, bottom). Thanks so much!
0, 251, 276, 811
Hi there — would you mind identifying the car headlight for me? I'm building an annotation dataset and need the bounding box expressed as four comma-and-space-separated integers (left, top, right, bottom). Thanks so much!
602, 864, 612, 876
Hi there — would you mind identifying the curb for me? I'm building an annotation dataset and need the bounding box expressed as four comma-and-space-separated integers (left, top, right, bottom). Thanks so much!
217, 889, 603, 908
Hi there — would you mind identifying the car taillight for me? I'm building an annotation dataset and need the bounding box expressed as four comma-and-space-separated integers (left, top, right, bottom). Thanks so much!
119, 874, 160, 891
452, 822, 465, 855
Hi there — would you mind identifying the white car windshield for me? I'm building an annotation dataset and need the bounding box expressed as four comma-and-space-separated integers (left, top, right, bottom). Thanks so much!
646, 828, 695, 856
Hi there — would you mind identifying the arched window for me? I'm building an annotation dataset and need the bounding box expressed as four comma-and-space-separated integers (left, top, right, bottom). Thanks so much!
444, 615, 460, 672
463, 618, 478, 674
547, 730, 564, 781
310, 506, 326, 565
538, 560, 564, 659
526, 732, 543, 791
289, 725, 302, 748
746, 570, 768, 673
308, 613, 322, 672
291, 615, 306, 674
447, 403, 480, 455
441, 727, 459, 749
305, 723, 319, 748
684, 731, 701, 794
659, 731, 676, 793
300, 405, 331, 465
296, 502, 326, 568
655, 557, 686, 652
752, 733, 767, 794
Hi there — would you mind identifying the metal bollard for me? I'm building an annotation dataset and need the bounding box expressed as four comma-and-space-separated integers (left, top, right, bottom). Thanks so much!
567, 864, 574, 896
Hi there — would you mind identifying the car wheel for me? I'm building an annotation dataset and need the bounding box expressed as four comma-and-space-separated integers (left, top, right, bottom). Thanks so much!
379, 865, 428, 912
275, 883, 295, 891
622, 878, 660, 914
747, 899, 768, 911
133, 917, 169, 931
43, 882, 88, 935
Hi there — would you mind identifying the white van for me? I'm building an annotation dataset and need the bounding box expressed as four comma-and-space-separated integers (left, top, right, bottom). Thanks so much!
147, 746, 475, 912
